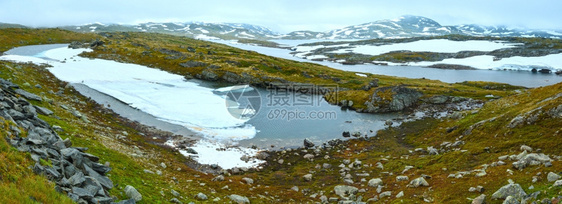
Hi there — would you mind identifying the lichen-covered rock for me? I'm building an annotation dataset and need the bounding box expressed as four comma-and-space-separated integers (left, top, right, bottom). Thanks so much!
368, 178, 383, 187
491, 183, 526, 200
548, 172, 561, 182
503, 196, 519, 204
179, 60, 207, 68
199, 69, 218, 81
229, 194, 250, 204
363, 86, 422, 113
471, 194, 486, 204
334, 185, 358, 198
408, 177, 429, 187
124, 185, 142, 202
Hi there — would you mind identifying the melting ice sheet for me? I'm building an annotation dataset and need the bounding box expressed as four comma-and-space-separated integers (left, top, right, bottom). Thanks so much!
1, 46, 261, 169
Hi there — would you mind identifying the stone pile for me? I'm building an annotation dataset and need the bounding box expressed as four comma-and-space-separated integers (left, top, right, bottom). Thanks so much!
0, 78, 133, 204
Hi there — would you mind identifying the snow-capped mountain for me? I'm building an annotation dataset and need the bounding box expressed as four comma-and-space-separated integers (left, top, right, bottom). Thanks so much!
279, 16, 562, 39
60, 22, 278, 40
57, 15, 562, 40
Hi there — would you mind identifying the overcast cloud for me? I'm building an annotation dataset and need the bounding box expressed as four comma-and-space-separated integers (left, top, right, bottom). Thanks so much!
1, 0, 561, 33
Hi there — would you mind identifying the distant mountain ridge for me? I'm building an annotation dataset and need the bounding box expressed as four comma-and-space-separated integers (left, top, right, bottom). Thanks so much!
279, 16, 562, 39
9, 15, 562, 40
60, 22, 279, 40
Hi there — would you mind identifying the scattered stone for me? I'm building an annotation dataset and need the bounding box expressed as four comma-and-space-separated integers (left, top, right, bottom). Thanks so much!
471, 194, 486, 204
396, 176, 409, 182
72, 187, 94, 199
34, 105, 54, 115
228, 194, 250, 203
291, 186, 299, 192
511, 152, 552, 170
547, 172, 560, 182
520, 145, 533, 152
334, 185, 358, 198
255, 152, 269, 160
385, 120, 393, 126
503, 196, 519, 204
160, 162, 167, 169
476, 186, 485, 193
408, 177, 429, 188
196, 192, 208, 201
212, 175, 225, 182
375, 162, 384, 169
304, 138, 315, 148
342, 131, 350, 138
379, 191, 392, 198
124, 185, 142, 202
323, 163, 332, 169
368, 178, 383, 187
553, 180, 562, 187
170, 198, 183, 204
14, 89, 42, 101
242, 177, 254, 185
319, 195, 328, 203
491, 183, 526, 200
303, 154, 314, 161
428, 146, 439, 155
396, 191, 404, 198
171, 189, 180, 197
303, 174, 313, 182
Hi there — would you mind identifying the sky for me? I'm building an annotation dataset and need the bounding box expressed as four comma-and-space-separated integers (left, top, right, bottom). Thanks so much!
1, 0, 561, 33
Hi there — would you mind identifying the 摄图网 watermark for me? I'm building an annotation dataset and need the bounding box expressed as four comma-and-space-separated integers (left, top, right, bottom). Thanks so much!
222, 84, 339, 121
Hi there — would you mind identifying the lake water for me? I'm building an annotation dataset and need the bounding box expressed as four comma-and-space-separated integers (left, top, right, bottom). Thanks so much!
214, 40, 562, 88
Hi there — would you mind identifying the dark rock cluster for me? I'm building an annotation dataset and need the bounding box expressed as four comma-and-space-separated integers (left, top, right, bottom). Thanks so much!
0, 78, 133, 204
362, 86, 422, 113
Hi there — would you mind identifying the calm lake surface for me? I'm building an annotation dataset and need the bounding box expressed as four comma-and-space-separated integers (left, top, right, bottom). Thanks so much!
215, 40, 562, 88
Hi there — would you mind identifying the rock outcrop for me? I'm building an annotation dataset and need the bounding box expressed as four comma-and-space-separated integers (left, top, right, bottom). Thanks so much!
363, 86, 422, 113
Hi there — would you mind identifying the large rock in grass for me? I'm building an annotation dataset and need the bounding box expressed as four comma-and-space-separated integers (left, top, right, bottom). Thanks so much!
548, 172, 561, 182
229, 194, 250, 204
368, 178, 383, 187
124, 185, 142, 202
491, 183, 526, 201
363, 86, 422, 113
179, 60, 207, 68
408, 177, 429, 187
334, 185, 358, 198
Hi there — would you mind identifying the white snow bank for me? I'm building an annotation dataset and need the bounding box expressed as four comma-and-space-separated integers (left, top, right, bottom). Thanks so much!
174, 140, 265, 169
0, 55, 50, 64
344, 39, 521, 56
401, 53, 562, 71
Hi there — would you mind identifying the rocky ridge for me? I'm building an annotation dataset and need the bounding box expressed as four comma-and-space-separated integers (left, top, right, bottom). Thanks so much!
0, 78, 135, 204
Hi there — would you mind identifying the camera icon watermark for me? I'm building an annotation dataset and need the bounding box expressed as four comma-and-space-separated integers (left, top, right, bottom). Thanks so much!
221, 85, 262, 121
